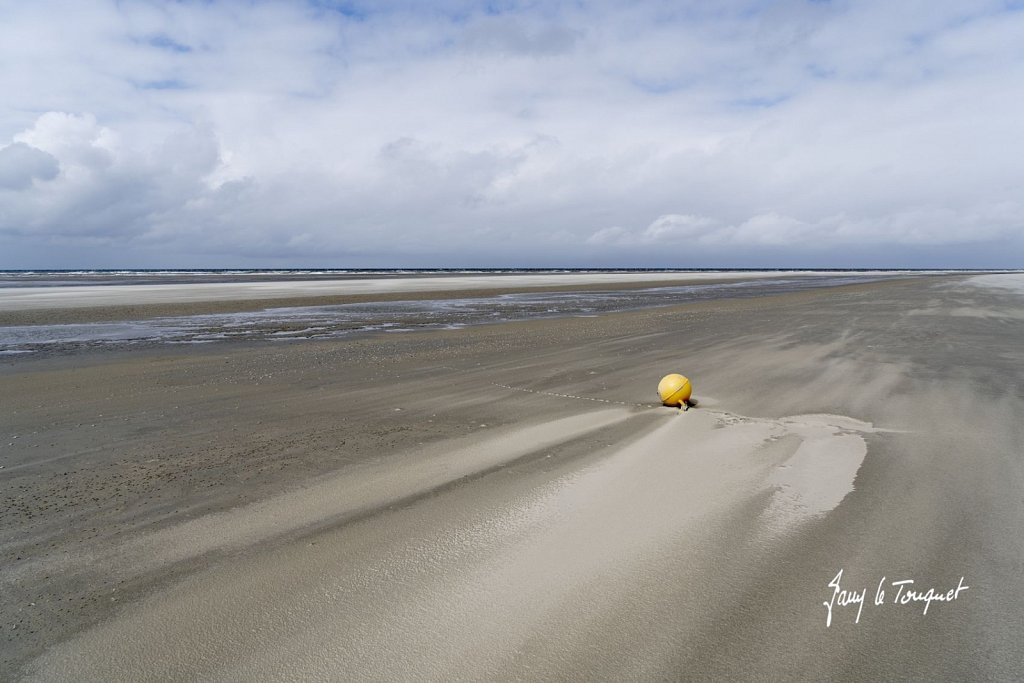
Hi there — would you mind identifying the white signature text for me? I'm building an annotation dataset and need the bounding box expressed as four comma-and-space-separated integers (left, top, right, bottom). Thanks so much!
823, 569, 969, 627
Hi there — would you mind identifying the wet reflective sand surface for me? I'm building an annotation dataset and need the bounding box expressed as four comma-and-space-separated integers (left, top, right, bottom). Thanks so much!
1, 274, 892, 353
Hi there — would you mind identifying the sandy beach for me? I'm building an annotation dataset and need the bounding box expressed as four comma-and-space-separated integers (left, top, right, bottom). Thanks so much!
2, 273, 1023, 680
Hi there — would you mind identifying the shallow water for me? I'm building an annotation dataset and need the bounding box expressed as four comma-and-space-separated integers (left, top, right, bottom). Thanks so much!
0, 276, 895, 354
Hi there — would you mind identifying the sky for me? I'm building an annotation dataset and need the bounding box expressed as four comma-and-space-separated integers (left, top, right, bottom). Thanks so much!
1, 0, 1023, 268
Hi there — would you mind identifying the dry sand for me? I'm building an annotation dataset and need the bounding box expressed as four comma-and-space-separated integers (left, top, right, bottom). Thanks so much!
2, 274, 1022, 680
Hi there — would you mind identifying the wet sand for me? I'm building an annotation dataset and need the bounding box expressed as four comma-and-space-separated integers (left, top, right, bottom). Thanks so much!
2, 274, 1023, 680
0, 272, 792, 313
0, 270, 908, 326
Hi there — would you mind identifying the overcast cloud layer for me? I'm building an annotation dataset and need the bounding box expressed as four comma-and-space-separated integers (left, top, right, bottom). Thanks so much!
1, 0, 1022, 268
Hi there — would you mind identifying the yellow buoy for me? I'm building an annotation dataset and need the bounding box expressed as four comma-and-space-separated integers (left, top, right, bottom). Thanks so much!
658, 373, 692, 407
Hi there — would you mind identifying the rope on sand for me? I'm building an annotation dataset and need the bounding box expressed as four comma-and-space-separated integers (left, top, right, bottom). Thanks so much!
490, 382, 649, 408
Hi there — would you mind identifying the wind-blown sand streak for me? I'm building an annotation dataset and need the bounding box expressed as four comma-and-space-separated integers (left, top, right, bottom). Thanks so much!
22, 406, 888, 682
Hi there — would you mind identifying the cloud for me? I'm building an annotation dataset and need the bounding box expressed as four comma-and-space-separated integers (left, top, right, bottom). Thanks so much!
459, 14, 579, 57
14, 112, 115, 172
590, 204, 1023, 252
0, 143, 59, 190
0, 112, 221, 243
1, 0, 1023, 267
